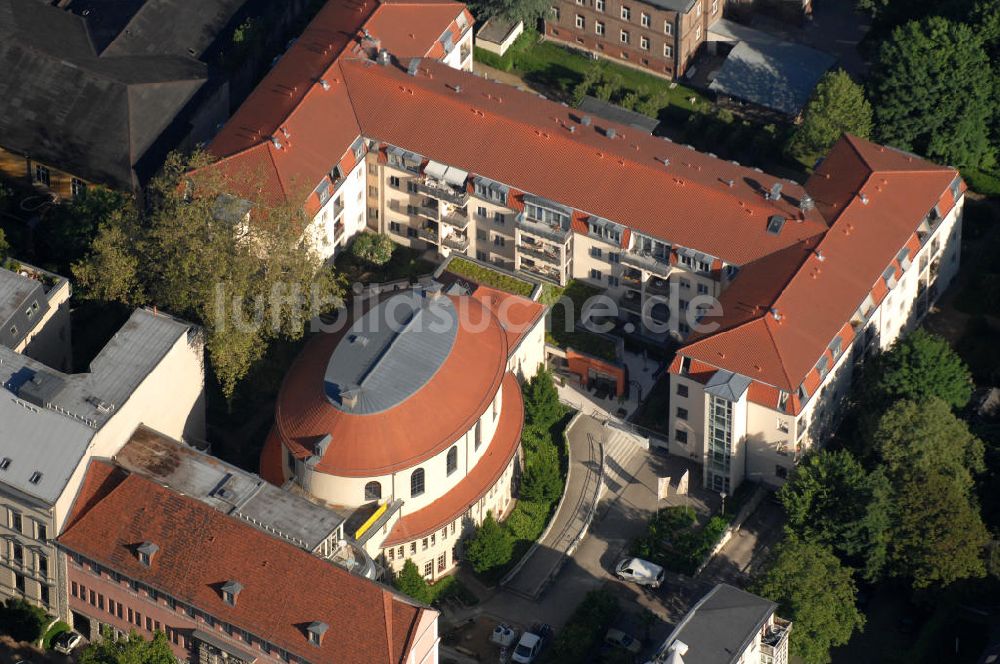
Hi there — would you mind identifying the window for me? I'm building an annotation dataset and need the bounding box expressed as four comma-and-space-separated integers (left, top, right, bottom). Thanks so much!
494, 212, 506, 225
423, 561, 434, 577
71, 178, 86, 198
608, 276, 619, 287
387, 548, 395, 561
711, 0, 718, 11
389, 221, 401, 233
33, 165, 50, 187
609, 252, 620, 263
364, 481, 381, 501
29, 472, 42, 485
14, 573, 24, 593
40, 585, 49, 607
591, 246, 603, 258
621, 5, 630, 20
493, 235, 505, 247
696, 24, 702, 40
620, 29, 629, 44
596, 21, 605, 35
410, 468, 425, 497
0, 458, 9, 471
9, 510, 21, 533
777, 420, 790, 433
675, 429, 688, 444
596, 0, 604, 10
697, 283, 708, 294
640, 35, 649, 50
676, 384, 688, 398
576, 14, 585, 28
406, 181, 418, 193
640, 11, 650, 26
438, 553, 447, 572
12, 543, 22, 564
477, 205, 488, 218
664, 20, 672, 35
551, 6, 559, 19
446, 447, 458, 476
590, 268, 602, 280
422, 538, 428, 551
37, 553, 47, 576
475, 420, 483, 450
695, 2, 702, 16
676, 407, 688, 421
389, 175, 401, 188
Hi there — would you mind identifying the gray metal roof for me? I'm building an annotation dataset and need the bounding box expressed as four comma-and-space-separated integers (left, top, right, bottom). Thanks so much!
656, 584, 777, 664
0, 308, 191, 504
708, 39, 836, 116
0, 267, 47, 349
115, 426, 346, 552
579, 96, 660, 134
704, 370, 751, 401
476, 18, 521, 44
324, 291, 459, 414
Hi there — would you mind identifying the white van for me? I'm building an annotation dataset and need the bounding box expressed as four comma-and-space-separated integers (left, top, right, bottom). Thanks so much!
615, 557, 665, 588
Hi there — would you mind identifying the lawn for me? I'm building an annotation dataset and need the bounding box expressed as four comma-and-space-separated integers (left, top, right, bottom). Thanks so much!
334, 243, 436, 285
444, 257, 536, 296
426, 574, 478, 608
546, 280, 619, 363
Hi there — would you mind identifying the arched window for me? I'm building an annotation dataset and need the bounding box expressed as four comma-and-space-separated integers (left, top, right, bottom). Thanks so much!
410, 469, 425, 497
364, 481, 381, 502
446, 447, 458, 476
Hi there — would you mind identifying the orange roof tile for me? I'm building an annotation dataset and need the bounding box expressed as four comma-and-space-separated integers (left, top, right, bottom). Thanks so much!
59, 461, 429, 664
469, 284, 546, 352
384, 371, 522, 545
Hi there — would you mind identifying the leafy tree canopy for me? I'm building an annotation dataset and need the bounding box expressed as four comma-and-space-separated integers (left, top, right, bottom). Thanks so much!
520, 435, 562, 503
350, 232, 394, 266
523, 367, 563, 430
80, 630, 176, 664
472, 0, 550, 23
866, 328, 974, 409
393, 559, 433, 604
787, 69, 872, 163
870, 16, 997, 169
779, 449, 891, 581
45, 186, 132, 272
73, 151, 345, 398
872, 397, 985, 484
466, 511, 513, 574
0, 598, 47, 643
752, 537, 865, 664
888, 468, 989, 588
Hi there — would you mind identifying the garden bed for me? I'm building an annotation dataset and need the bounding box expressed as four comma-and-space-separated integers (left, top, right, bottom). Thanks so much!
334, 243, 435, 284
546, 281, 619, 363
444, 257, 535, 297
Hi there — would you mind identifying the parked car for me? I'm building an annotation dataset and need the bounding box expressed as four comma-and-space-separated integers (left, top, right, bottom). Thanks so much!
605, 628, 643, 654
511, 624, 552, 663
615, 557, 664, 588
53, 631, 83, 654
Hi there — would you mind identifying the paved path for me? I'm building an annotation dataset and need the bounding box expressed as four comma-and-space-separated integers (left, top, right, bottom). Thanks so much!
502, 414, 604, 599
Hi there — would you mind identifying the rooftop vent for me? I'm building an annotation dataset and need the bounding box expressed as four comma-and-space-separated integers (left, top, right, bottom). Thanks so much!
770, 307, 782, 321
569, 125, 576, 133
341, 387, 361, 410
724, 178, 734, 188
29, 471, 42, 485
221, 580, 243, 606
768, 182, 783, 201
581, 115, 592, 126
815, 249, 826, 262
799, 193, 815, 212
137, 541, 159, 566
407, 59, 420, 76
271, 137, 283, 150
860, 193, 869, 205
319, 78, 331, 90
0, 458, 10, 471
377, 49, 391, 66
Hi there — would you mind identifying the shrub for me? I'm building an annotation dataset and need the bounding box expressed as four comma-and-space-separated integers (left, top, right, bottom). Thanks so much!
394, 559, 433, 604
466, 512, 513, 574
349, 232, 394, 266
541, 590, 619, 663
505, 500, 551, 540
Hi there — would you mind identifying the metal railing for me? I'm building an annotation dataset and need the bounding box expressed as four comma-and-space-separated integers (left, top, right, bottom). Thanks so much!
622, 251, 670, 275
416, 181, 469, 206
516, 214, 571, 244
518, 242, 561, 264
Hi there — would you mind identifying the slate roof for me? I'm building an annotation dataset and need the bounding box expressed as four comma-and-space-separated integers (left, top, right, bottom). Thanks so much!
0, 266, 48, 349
658, 584, 777, 664
0, 0, 245, 189
59, 460, 431, 664
708, 39, 836, 116
578, 96, 661, 134
0, 309, 192, 504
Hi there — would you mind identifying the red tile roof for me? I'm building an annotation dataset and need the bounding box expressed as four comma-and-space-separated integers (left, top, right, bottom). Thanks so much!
384, 371, 523, 545
340, 58, 828, 265
680, 135, 961, 394
59, 461, 430, 664
469, 284, 546, 352
267, 294, 509, 477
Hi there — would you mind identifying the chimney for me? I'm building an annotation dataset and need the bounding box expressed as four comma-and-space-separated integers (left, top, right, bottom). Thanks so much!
770, 307, 782, 321
768, 182, 783, 201
814, 249, 826, 262
581, 115, 592, 126
319, 78, 331, 90
376, 48, 391, 66
859, 192, 869, 205
606, 127, 616, 139
799, 193, 814, 212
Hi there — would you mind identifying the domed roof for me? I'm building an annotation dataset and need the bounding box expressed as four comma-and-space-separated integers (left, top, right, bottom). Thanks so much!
269, 291, 509, 477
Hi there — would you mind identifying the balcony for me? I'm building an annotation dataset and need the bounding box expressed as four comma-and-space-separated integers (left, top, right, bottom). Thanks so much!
441, 207, 470, 229
443, 233, 469, 252
333, 220, 345, 240
518, 240, 561, 264
417, 225, 439, 243
416, 180, 469, 206
761, 616, 791, 664
621, 268, 642, 288
415, 199, 440, 221
622, 250, 671, 275
520, 261, 562, 284
645, 275, 671, 295
619, 289, 643, 314
516, 213, 571, 244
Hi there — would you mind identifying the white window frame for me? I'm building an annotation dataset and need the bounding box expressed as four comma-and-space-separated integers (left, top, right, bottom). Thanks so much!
596, 0, 605, 10
576, 14, 585, 28
664, 20, 672, 35
596, 21, 605, 35
620, 29, 629, 44
621, 5, 630, 20
640, 12, 650, 26
640, 35, 649, 50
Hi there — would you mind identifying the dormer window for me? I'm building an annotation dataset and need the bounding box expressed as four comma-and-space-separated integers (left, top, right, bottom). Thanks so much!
28, 472, 42, 485
136, 541, 159, 566
0, 458, 11, 471
221, 580, 243, 606
306, 621, 329, 646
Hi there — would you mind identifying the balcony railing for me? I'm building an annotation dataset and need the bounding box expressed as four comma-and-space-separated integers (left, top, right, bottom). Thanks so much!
520, 261, 562, 284
417, 226, 439, 243
441, 208, 470, 229
761, 616, 791, 663
619, 290, 643, 314
645, 275, 671, 295
516, 213, 571, 244
416, 181, 469, 206
443, 234, 469, 251
518, 241, 561, 264
622, 251, 670, 275
415, 200, 440, 220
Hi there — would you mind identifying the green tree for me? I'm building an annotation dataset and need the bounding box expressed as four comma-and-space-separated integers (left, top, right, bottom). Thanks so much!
888, 469, 989, 588
393, 559, 433, 604
475, 0, 550, 23
866, 329, 973, 409
870, 17, 997, 169
0, 597, 47, 642
752, 537, 865, 664
779, 449, 891, 581
79, 629, 176, 664
520, 435, 562, 503
872, 398, 985, 482
46, 187, 132, 271
787, 70, 873, 162
0, 227, 8, 261
466, 511, 513, 574
73, 150, 345, 398
350, 232, 394, 266
523, 367, 563, 430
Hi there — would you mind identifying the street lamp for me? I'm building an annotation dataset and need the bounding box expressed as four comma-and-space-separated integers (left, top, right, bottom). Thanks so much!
720, 491, 728, 516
